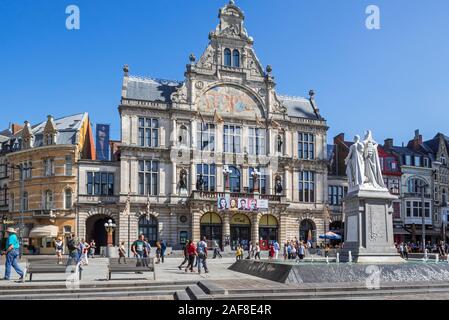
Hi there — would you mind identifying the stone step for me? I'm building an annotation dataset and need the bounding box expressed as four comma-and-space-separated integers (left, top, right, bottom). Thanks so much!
1, 290, 179, 300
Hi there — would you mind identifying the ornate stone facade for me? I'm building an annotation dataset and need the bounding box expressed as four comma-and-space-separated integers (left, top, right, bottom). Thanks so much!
116, 1, 329, 250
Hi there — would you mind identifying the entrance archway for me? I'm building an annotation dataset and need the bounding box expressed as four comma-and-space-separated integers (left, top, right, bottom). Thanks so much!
300, 219, 316, 244
259, 214, 278, 250
200, 212, 222, 248
86, 215, 116, 254
138, 215, 158, 246
230, 213, 251, 250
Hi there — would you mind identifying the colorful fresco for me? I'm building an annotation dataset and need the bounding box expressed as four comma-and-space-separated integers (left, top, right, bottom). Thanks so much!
197, 85, 263, 117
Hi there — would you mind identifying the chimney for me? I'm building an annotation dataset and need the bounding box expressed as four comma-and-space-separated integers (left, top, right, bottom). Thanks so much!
414, 129, 423, 145
11, 123, 23, 135
384, 138, 394, 150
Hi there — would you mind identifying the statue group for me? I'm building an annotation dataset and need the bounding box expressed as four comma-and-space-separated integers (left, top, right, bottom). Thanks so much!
345, 130, 386, 191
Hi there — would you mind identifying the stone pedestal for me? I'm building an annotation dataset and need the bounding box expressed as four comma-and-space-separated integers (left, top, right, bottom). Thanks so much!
341, 187, 404, 263
103, 246, 119, 258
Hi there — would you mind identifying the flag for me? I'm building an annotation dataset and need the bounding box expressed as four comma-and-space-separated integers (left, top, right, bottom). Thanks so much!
213, 109, 224, 124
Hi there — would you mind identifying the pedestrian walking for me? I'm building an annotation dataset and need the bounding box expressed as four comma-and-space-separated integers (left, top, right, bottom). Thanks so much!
55, 237, 64, 264
155, 241, 161, 264
246, 241, 253, 259
254, 243, 261, 260
88, 239, 96, 259
213, 240, 222, 259
143, 238, 152, 267
66, 234, 80, 266
160, 240, 167, 263
131, 234, 148, 267
273, 240, 280, 259
185, 240, 197, 273
178, 243, 189, 270
2, 228, 24, 282
118, 241, 127, 264
79, 239, 89, 265
297, 242, 305, 261
197, 237, 209, 274
283, 241, 288, 260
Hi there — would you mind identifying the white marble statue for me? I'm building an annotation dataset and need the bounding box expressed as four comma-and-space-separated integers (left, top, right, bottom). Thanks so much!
363, 130, 386, 189
345, 135, 365, 189
345, 130, 386, 191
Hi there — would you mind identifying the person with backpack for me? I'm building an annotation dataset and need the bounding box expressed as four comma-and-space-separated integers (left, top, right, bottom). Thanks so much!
55, 237, 64, 264
185, 240, 197, 273
197, 236, 209, 274
66, 234, 79, 266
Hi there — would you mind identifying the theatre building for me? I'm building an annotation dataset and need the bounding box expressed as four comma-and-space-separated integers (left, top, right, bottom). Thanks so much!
115, 1, 329, 250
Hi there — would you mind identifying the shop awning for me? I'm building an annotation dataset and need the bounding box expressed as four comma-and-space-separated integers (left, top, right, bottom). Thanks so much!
29, 225, 59, 238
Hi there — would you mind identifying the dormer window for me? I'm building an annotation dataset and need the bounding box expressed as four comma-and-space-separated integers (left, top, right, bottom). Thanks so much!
45, 134, 54, 146
232, 49, 240, 67
224, 48, 232, 66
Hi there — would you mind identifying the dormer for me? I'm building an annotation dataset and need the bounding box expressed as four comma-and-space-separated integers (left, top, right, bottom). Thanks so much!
21, 121, 34, 150
44, 115, 58, 146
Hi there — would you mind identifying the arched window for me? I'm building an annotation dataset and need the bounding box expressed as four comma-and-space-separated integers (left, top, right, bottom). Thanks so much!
228, 166, 241, 193
139, 215, 158, 246
65, 189, 72, 210
442, 189, 447, 207
224, 48, 232, 66
407, 177, 428, 194
232, 49, 240, 67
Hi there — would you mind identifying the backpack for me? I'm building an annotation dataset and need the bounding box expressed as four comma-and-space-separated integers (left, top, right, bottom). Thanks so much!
67, 239, 77, 252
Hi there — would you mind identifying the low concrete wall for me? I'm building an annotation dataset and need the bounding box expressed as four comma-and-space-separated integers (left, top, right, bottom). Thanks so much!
229, 260, 449, 284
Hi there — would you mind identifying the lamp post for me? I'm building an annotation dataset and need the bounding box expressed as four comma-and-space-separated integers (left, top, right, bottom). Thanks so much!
104, 219, 116, 247
223, 165, 232, 192
420, 180, 429, 257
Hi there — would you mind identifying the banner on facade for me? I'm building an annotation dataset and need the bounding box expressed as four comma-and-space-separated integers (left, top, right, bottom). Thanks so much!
218, 196, 268, 211
96, 124, 110, 161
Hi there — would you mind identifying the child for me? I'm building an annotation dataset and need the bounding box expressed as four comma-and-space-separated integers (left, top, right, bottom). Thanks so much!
118, 241, 127, 264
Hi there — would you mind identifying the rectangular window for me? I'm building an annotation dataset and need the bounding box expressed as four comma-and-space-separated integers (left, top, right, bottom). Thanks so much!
197, 123, 215, 151
87, 172, 94, 195
223, 125, 241, 153
424, 158, 430, 168
138, 160, 159, 196
414, 156, 421, 167
328, 185, 345, 205
405, 155, 412, 166
43, 158, 55, 177
196, 164, 216, 192
94, 172, 101, 195
108, 173, 114, 196
248, 128, 266, 155
65, 155, 73, 176
299, 171, 315, 203
249, 167, 267, 194
138, 117, 159, 147
298, 133, 315, 160
406, 201, 411, 217
393, 202, 401, 219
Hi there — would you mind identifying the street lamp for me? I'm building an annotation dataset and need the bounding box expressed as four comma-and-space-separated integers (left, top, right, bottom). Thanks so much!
223, 165, 232, 191
420, 180, 429, 257
104, 219, 116, 247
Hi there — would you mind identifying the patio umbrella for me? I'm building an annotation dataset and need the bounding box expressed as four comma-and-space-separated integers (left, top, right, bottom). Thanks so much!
319, 231, 342, 240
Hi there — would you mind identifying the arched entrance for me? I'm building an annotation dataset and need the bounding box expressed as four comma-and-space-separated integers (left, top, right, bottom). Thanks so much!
200, 212, 222, 248
86, 215, 116, 254
259, 214, 278, 250
300, 219, 316, 244
230, 213, 251, 250
138, 215, 158, 246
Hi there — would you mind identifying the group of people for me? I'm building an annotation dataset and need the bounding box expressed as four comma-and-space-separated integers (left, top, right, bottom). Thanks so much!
178, 237, 209, 274
235, 241, 262, 261
65, 234, 96, 266
283, 239, 313, 261
129, 234, 167, 265
396, 241, 449, 260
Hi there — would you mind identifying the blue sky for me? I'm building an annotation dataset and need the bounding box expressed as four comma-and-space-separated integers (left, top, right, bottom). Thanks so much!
1, 0, 449, 145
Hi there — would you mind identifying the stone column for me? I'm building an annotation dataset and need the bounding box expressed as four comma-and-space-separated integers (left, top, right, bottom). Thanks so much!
222, 212, 231, 252
279, 212, 288, 243
171, 162, 177, 195
191, 210, 201, 243
171, 119, 177, 147
159, 163, 166, 196
251, 213, 260, 247
130, 116, 138, 145
191, 120, 197, 149
190, 162, 196, 193
293, 168, 299, 202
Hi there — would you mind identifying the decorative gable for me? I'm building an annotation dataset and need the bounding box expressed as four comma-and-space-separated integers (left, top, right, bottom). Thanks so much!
21, 121, 34, 149
43, 115, 58, 145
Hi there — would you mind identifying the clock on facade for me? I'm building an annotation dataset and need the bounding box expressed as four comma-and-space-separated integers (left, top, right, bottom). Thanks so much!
180, 215, 187, 223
